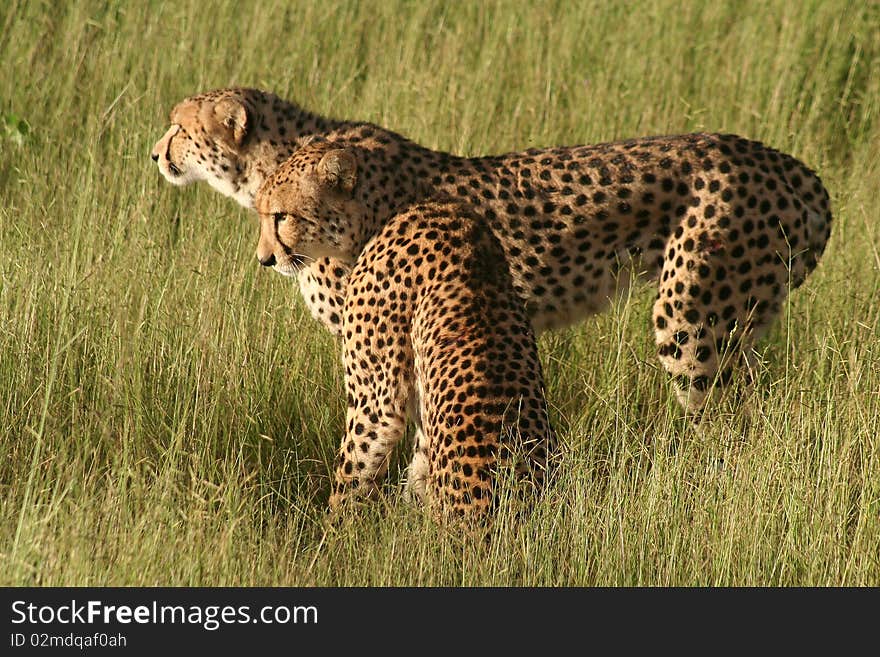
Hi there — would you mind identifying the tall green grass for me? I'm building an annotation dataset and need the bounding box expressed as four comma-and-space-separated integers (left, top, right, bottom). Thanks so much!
1, 0, 878, 585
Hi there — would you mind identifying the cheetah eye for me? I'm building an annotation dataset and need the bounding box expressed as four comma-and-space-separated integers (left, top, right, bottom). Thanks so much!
273, 212, 286, 223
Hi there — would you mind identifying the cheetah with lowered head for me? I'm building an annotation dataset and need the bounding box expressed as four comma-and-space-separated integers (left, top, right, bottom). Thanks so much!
254, 141, 556, 516
153, 88, 832, 411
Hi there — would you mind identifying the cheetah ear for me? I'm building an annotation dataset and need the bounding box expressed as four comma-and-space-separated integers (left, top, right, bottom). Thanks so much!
317, 148, 357, 193
213, 97, 250, 146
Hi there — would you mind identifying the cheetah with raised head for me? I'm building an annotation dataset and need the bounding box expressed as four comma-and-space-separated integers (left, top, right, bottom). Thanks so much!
254, 141, 556, 516
153, 88, 832, 411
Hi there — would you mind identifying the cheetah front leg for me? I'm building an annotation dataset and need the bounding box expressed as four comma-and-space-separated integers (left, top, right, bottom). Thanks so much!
652, 229, 781, 416
329, 362, 409, 510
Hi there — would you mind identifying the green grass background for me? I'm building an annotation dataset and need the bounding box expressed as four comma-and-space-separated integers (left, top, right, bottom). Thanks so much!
1, 0, 878, 585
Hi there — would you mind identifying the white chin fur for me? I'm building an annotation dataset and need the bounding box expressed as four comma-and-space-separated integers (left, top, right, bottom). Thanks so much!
158, 164, 198, 187
273, 264, 300, 278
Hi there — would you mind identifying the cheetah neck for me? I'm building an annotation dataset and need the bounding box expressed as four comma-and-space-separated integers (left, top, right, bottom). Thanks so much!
353, 148, 438, 256
233, 102, 352, 210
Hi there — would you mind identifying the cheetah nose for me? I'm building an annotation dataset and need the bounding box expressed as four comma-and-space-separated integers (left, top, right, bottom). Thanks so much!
151, 152, 159, 162
259, 253, 276, 267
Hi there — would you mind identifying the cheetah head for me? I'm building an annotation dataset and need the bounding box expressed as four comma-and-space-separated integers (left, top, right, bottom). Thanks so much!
151, 89, 258, 207
254, 140, 367, 276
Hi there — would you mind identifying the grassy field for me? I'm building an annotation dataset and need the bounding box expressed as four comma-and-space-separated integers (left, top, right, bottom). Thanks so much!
1, 0, 879, 586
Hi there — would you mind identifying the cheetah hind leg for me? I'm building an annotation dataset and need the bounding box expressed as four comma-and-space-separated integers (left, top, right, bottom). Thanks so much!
403, 427, 429, 505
